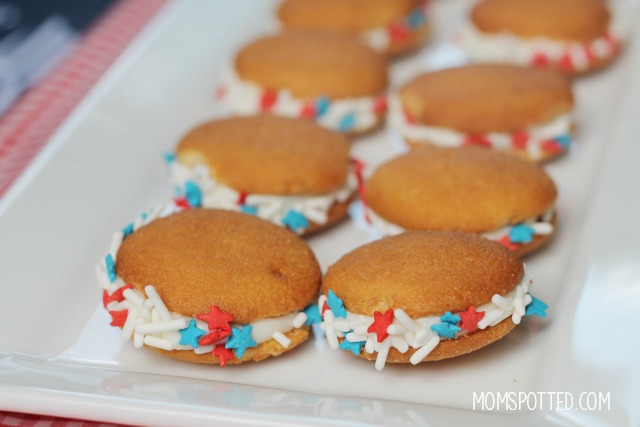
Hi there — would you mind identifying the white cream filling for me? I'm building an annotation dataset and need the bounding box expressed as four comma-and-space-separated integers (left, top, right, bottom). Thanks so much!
169, 160, 356, 234
456, 21, 621, 71
95, 201, 310, 354
388, 95, 573, 160
368, 206, 555, 244
320, 272, 534, 371
221, 68, 383, 132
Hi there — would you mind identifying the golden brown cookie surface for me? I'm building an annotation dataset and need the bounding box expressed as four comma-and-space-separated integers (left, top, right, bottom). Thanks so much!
323, 230, 524, 318
278, 0, 420, 33
177, 115, 351, 195
399, 64, 573, 134
235, 31, 388, 99
366, 146, 557, 232
117, 209, 321, 324
471, 0, 611, 42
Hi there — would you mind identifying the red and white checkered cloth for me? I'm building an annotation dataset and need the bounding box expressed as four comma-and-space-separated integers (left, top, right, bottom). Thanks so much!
0, 0, 167, 198
0, 0, 167, 423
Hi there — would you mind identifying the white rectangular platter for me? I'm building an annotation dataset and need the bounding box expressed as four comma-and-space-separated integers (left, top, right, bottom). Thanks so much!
0, 0, 639, 426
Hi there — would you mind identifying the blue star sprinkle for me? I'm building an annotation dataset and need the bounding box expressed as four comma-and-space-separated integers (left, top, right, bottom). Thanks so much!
509, 224, 536, 244
554, 134, 571, 149
240, 204, 258, 215
339, 334, 365, 356
164, 152, 177, 165
185, 181, 202, 208
430, 322, 461, 339
338, 112, 356, 132
525, 296, 549, 317
179, 319, 206, 347
327, 289, 347, 318
315, 96, 330, 117
225, 325, 258, 359
406, 9, 425, 28
121, 223, 134, 239
281, 209, 309, 233
440, 311, 461, 325
105, 254, 116, 283
303, 304, 322, 325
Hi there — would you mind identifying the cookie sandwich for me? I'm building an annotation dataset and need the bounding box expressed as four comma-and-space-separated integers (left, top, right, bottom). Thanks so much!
277, 0, 430, 56
366, 147, 557, 256
96, 206, 323, 365
319, 231, 548, 371
389, 64, 575, 162
167, 115, 358, 236
220, 31, 388, 136
457, 0, 622, 75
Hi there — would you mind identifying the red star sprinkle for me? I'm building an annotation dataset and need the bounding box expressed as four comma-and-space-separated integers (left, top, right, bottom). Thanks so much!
604, 31, 619, 52
511, 130, 529, 150
464, 134, 492, 148
196, 306, 234, 331
367, 308, 394, 343
299, 103, 316, 119
213, 345, 235, 367
373, 96, 388, 115
198, 329, 232, 346
259, 89, 278, 112
403, 109, 415, 124
321, 301, 330, 316
458, 306, 485, 333
559, 52, 574, 72
103, 284, 134, 308
532, 52, 549, 67
389, 23, 410, 41
236, 191, 248, 205
584, 45, 596, 64
540, 140, 563, 154
497, 235, 518, 251
174, 197, 190, 210
109, 310, 128, 327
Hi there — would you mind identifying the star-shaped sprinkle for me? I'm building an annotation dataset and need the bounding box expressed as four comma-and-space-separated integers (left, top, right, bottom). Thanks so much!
554, 134, 571, 149
509, 224, 536, 244
103, 284, 133, 308
240, 204, 257, 215
179, 319, 206, 347
198, 329, 232, 346
260, 89, 278, 112
525, 296, 549, 317
299, 103, 316, 119
327, 290, 346, 318
122, 223, 134, 239
303, 304, 322, 325
109, 310, 128, 327
430, 322, 461, 339
315, 96, 330, 117
559, 53, 574, 72
105, 254, 116, 282
389, 22, 411, 40
458, 306, 485, 333
440, 311, 461, 325
511, 130, 529, 150
174, 197, 190, 210
373, 96, 388, 115
540, 140, 564, 154
164, 152, 176, 164
321, 301, 330, 316
282, 209, 309, 233
213, 344, 235, 367
225, 325, 257, 359
367, 308, 394, 343
532, 52, 549, 67
406, 9, 425, 28
465, 134, 492, 148
196, 306, 234, 331
185, 180, 202, 208
338, 112, 356, 132
339, 334, 365, 356
497, 235, 518, 251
